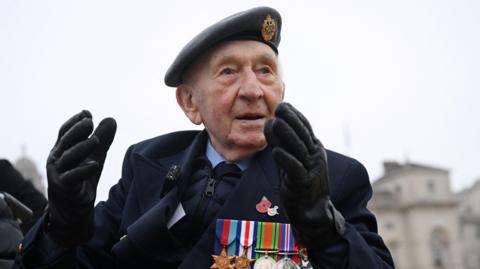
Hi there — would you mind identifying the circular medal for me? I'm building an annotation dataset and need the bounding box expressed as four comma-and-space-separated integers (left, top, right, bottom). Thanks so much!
276, 257, 299, 269
253, 255, 276, 269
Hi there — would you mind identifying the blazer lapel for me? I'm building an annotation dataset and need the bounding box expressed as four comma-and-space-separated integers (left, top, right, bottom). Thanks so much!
133, 155, 171, 213
135, 131, 208, 214
176, 131, 209, 198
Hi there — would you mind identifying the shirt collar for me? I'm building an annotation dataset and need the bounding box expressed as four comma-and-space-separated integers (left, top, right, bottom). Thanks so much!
206, 140, 251, 171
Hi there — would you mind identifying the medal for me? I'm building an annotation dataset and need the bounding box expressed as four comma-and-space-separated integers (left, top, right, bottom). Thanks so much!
234, 247, 254, 269
253, 251, 277, 269
278, 223, 295, 254
213, 219, 307, 269
298, 258, 312, 269
211, 247, 234, 269
235, 220, 257, 259
276, 223, 299, 269
212, 219, 239, 269
253, 221, 279, 269
276, 256, 299, 269
297, 249, 312, 269
255, 221, 279, 260
214, 219, 240, 257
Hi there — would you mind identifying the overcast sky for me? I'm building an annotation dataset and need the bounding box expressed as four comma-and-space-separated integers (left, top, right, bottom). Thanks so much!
1, 0, 479, 202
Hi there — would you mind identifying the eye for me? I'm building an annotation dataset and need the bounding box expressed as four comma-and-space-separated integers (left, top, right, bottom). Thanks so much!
220, 67, 234, 76
259, 66, 272, 75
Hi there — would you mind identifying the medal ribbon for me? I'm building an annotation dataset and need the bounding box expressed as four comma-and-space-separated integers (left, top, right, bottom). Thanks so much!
255, 221, 279, 259
236, 220, 256, 259
216, 219, 239, 256
220, 219, 231, 246
278, 223, 295, 253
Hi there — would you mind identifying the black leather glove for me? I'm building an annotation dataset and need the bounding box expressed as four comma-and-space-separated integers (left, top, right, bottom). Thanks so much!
45, 110, 116, 247
264, 102, 345, 249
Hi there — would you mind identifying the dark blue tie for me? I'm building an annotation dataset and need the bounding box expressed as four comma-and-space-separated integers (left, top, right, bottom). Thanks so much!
190, 162, 242, 225
211, 162, 242, 206
177, 160, 242, 244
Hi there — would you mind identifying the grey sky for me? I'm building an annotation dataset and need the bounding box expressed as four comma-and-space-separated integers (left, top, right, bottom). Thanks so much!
1, 0, 479, 202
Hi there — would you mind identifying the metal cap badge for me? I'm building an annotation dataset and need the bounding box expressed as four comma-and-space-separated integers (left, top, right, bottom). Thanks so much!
261, 15, 276, 41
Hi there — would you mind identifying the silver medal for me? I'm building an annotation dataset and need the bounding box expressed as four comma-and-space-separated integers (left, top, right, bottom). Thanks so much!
253, 255, 277, 269
276, 257, 299, 269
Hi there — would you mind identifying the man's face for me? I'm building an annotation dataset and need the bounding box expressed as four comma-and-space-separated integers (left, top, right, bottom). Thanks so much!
181, 40, 284, 160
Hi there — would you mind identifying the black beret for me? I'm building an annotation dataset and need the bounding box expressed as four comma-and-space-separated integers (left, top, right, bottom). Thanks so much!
164, 6, 282, 87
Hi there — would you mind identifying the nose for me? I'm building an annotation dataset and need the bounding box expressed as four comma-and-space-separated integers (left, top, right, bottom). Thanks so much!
238, 68, 263, 100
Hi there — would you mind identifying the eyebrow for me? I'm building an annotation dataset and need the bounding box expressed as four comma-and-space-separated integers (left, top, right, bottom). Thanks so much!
211, 52, 278, 69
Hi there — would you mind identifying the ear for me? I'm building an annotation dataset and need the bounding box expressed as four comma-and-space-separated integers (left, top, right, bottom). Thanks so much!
281, 82, 286, 100
176, 85, 202, 125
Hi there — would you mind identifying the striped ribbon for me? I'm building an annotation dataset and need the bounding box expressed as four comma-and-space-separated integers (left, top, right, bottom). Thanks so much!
278, 223, 295, 253
235, 220, 257, 259
255, 221, 279, 259
215, 219, 239, 256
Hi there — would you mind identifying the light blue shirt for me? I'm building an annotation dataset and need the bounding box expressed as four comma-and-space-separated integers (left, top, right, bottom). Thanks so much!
167, 139, 252, 229
205, 140, 251, 171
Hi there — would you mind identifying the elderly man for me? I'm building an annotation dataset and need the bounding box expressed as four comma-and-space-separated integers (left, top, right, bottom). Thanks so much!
15, 6, 393, 269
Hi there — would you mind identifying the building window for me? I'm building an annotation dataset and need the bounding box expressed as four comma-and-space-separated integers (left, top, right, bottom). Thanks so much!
427, 180, 435, 193
395, 185, 401, 193
464, 205, 472, 213
386, 222, 395, 230
430, 228, 449, 268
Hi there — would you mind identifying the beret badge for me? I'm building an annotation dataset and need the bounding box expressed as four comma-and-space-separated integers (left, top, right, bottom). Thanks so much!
261, 14, 276, 41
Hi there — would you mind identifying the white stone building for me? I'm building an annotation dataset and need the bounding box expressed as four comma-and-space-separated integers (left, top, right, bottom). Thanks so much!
369, 161, 464, 269
456, 180, 480, 269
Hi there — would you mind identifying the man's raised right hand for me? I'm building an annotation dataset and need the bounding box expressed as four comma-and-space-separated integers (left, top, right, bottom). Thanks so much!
45, 110, 116, 247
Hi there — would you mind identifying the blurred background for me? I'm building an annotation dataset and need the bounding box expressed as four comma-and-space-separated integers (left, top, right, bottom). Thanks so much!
1, 1, 479, 268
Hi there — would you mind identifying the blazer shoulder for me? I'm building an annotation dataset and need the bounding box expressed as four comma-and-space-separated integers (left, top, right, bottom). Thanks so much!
326, 149, 370, 201
326, 149, 364, 172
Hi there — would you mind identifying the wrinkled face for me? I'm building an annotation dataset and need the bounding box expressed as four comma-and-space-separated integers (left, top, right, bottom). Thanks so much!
179, 40, 284, 160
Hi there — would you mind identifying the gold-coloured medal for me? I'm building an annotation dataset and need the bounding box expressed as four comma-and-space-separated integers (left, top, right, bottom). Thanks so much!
234, 248, 254, 269
211, 247, 234, 269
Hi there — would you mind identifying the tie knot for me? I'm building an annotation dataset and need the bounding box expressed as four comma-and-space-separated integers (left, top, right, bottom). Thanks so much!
213, 162, 241, 179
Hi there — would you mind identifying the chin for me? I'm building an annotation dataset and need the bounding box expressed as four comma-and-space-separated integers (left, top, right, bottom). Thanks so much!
234, 136, 266, 151
221, 134, 267, 161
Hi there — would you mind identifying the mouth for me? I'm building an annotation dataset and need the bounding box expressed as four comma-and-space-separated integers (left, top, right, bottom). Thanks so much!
235, 113, 265, 121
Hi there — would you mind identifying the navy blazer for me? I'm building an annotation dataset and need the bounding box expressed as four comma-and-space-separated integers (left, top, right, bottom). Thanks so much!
15, 130, 393, 268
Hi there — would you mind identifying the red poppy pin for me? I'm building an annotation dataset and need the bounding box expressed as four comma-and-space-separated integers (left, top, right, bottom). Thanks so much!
256, 196, 279, 216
